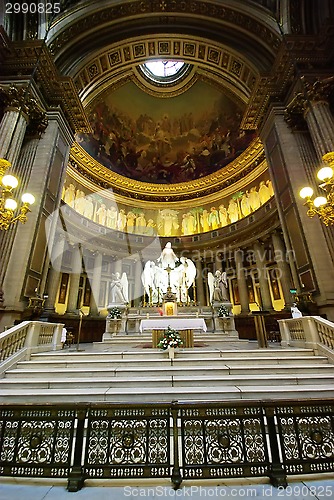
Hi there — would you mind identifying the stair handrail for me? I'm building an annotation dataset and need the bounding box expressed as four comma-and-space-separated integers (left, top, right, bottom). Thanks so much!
0, 321, 64, 376
278, 315, 334, 362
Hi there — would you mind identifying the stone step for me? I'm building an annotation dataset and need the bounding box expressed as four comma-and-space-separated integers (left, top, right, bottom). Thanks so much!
15, 354, 329, 370
30, 347, 316, 361
1, 384, 333, 404
1, 372, 333, 390
6, 362, 334, 379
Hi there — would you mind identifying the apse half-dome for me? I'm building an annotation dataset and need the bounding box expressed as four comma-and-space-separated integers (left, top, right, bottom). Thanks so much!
76, 76, 256, 184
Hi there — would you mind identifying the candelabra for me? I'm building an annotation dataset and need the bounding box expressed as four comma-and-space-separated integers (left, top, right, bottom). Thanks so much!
299, 153, 334, 226
0, 159, 35, 231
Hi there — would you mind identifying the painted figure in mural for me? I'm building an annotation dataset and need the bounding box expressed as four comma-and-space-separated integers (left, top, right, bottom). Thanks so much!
182, 212, 197, 235
208, 207, 220, 230
126, 211, 136, 233
135, 212, 147, 234
228, 198, 239, 223
259, 180, 271, 204
240, 191, 251, 217
74, 190, 86, 214
145, 219, 156, 236
200, 209, 211, 232
158, 209, 179, 236
107, 206, 118, 229
117, 209, 127, 231
82, 195, 94, 220
208, 270, 229, 303
96, 203, 107, 225
110, 272, 128, 304
218, 204, 229, 227
248, 186, 261, 212
266, 179, 274, 197
158, 242, 179, 269
64, 183, 76, 206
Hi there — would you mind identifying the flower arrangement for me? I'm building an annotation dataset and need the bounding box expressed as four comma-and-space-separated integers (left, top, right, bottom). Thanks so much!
217, 305, 229, 317
157, 326, 183, 350
108, 306, 122, 319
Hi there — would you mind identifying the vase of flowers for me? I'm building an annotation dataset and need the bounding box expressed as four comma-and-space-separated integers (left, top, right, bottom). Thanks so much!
106, 306, 122, 335
158, 326, 183, 358
217, 305, 229, 318
107, 306, 122, 319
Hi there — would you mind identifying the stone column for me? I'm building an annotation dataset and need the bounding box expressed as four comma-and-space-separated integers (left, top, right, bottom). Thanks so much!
89, 252, 103, 316
271, 231, 294, 308
0, 109, 28, 167
301, 78, 334, 157
195, 258, 205, 306
1, 112, 73, 320
134, 259, 143, 306
44, 234, 66, 314
66, 245, 82, 314
253, 241, 273, 311
235, 249, 249, 314
305, 100, 334, 157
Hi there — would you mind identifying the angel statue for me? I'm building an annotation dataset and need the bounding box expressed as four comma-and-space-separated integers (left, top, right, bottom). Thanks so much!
110, 272, 128, 304
170, 256, 197, 302
208, 270, 229, 303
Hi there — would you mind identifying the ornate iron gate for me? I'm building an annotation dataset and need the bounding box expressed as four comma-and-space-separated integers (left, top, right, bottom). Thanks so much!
0, 400, 333, 492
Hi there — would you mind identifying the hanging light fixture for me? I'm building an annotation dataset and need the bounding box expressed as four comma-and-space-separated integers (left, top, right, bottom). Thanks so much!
299, 152, 334, 226
0, 158, 35, 230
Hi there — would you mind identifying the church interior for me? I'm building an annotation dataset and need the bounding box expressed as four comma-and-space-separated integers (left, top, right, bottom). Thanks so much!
1, 0, 334, 494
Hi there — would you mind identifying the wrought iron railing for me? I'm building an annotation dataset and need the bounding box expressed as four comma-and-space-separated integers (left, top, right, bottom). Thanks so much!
0, 399, 333, 492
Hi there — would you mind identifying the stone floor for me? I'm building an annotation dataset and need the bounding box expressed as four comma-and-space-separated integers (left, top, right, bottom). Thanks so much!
1, 476, 334, 499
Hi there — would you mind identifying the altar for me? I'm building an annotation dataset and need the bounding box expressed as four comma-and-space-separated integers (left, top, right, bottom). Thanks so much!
139, 317, 207, 348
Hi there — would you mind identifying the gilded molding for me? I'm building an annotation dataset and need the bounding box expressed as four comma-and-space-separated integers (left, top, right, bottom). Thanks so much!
69, 139, 265, 202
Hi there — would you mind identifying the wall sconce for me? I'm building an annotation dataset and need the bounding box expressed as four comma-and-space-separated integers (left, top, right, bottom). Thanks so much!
0, 158, 35, 231
299, 153, 334, 226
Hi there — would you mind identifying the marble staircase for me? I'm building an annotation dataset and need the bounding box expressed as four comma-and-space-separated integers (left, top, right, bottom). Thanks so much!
1, 338, 334, 403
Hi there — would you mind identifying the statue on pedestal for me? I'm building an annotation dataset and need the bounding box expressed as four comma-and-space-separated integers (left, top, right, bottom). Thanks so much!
103, 273, 128, 341
110, 272, 128, 304
208, 270, 229, 303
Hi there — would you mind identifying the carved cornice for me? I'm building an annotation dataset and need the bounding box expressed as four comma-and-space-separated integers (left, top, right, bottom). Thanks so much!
284, 76, 334, 130
0, 40, 91, 133
0, 84, 48, 135
242, 30, 334, 130
69, 139, 265, 202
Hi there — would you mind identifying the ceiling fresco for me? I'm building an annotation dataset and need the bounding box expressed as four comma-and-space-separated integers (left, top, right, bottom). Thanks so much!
76, 79, 257, 184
